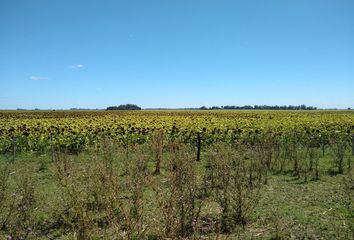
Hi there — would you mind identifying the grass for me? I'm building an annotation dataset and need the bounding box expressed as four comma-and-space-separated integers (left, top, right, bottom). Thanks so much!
247, 171, 353, 239
0, 145, 353, 239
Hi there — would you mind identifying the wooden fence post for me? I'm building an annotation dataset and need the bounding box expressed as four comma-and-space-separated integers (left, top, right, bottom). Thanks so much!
196, 132, 201, 162
12, 136, 16, 163
352, 133, 354, 156
126, 135, 129, 160
50, 133, 55, 162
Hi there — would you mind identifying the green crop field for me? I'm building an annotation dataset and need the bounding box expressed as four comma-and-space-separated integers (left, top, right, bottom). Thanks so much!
0, 110, 353, 239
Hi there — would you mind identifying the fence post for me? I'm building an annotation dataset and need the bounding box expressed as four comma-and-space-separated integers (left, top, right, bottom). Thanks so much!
126, 135, 129, 160
50, 133, 55, 162
12, 136, 16, 163
352, 133, 354, 156
196, 132, 201, 162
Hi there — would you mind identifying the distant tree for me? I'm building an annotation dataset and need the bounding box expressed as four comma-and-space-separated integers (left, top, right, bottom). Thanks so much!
209, 105, 317, 110
106, 106, 118, 110
199, 106, 208, 110
223, 105, 235, 110
106, 104, 141, 110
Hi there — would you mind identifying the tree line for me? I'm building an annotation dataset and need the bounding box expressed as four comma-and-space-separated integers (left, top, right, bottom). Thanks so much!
105, 104, 318, 111
200, 105, 317, 110
106, 104, 142, 110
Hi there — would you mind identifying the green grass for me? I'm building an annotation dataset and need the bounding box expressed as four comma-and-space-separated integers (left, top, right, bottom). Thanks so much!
246, 171, 353, 239
0, 148, 353, 239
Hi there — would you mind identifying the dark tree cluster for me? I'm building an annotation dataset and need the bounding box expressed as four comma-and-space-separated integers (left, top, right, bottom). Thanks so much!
200, 105, 317, 110
106, 104, 141, 110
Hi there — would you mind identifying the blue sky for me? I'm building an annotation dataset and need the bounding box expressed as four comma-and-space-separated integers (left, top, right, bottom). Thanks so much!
0, 0, 353, 109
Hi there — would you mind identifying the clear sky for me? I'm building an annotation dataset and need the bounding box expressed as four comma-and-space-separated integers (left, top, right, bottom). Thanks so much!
0, 0, 353, 109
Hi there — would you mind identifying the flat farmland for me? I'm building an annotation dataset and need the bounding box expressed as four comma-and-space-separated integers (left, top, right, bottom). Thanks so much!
0, 110, 353, 239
